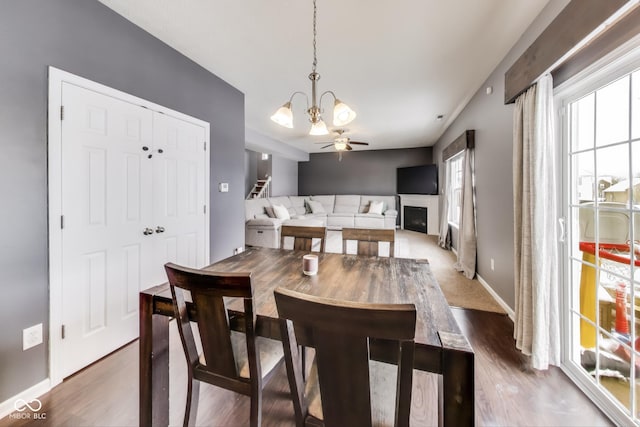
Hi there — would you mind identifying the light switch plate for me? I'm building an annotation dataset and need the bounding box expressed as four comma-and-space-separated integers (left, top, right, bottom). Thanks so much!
219, 183, 229, 192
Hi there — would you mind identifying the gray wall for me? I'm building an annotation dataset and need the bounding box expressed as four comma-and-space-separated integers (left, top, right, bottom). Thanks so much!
245, 150, 298, 197
258, 155, 272, 181
298, 147, 432, 196
271, 155, 299, 196
432, 0, 570, 309
0, 0, 245, 402
245, 150, 259, 196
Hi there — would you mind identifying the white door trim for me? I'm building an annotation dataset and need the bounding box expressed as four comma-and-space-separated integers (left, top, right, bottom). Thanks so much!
553, 38, 640, 427
48, 66, 210, 386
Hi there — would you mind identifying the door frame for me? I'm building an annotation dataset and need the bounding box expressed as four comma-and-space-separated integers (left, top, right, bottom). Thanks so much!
554, 37, 640, 426
48, 67, 210, 386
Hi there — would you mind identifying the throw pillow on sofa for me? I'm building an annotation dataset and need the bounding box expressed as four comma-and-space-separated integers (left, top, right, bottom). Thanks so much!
368, 200, 384, 215
264, 206, 276, 218
272, 204, 290, 220
307, 200, 325, 214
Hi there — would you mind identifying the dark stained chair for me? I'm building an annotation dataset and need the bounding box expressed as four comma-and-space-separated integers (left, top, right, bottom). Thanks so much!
341, 227, 395, 257
165, 263, 284, 427
280, 225, 327, 252
274, 287, 416, 427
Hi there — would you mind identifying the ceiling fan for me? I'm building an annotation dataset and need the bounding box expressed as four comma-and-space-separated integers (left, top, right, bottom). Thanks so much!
316, 129, 369, 161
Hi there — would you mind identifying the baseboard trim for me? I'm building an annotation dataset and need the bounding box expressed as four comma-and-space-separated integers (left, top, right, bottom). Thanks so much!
476, 274, 515, 321
0, 378, 51, 420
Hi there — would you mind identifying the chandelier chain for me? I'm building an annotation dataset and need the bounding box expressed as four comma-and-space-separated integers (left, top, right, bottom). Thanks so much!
312, 0, 317, 73
270, 0, 355, 135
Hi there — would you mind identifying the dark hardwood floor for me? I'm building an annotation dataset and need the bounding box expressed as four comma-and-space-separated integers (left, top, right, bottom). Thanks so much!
0, 308, 612, 426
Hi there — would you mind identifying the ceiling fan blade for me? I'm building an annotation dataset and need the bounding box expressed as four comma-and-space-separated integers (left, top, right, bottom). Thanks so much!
349, 141, 369, 145
320, 144, 334, 149
346, 144, 353, 151
315, 141, 333, 144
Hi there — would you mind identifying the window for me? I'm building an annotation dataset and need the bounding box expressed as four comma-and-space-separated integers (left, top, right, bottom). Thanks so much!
447, 152, 464, 226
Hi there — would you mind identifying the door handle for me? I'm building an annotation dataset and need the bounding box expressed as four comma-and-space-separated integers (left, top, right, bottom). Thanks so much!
143, 227, 154, 236
155, 226, 165, 233
558, 217, 566, 243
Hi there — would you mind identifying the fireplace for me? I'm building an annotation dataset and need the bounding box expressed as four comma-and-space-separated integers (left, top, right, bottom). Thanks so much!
404, 206, 427, 234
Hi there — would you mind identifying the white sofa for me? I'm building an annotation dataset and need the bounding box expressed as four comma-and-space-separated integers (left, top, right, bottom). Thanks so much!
245, 195, 398, 248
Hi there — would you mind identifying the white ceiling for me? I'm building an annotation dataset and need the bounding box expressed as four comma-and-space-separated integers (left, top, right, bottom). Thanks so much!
98, 0, 549, 154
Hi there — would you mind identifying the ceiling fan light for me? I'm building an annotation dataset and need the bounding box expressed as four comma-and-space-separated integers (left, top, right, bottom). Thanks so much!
334, 141, 348, 151
309, 119, 329, 136
270, 102, 294, 128
333, 99, 356, 126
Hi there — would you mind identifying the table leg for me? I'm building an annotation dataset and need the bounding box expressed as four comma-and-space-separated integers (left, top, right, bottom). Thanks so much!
140, 292, 170, 427
439, 332, 475, 427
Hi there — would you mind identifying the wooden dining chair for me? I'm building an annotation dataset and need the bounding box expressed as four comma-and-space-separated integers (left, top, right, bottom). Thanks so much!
274, 287, 416, 427
165, 263, 284, 427
280, 225, 327, 252
341, 227, 395, 257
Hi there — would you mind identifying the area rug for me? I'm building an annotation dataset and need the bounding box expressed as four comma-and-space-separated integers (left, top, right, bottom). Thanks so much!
324, 229, 506, 314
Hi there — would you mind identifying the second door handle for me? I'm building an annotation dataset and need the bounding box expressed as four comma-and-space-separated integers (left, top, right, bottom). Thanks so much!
144, 226, 166, 235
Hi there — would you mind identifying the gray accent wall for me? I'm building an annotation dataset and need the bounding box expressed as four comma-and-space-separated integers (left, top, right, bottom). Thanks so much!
432, 0, 570, 309
299, 148, 432, 196
0, 0, 245, 402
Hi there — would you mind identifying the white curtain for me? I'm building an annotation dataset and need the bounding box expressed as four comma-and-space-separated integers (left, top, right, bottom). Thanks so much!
453, 149, 476, 279
513, 74, 560, 370
438, 161, 451, 249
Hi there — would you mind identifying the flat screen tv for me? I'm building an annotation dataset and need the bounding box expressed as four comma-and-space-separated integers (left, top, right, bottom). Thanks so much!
397, 165, 438, 195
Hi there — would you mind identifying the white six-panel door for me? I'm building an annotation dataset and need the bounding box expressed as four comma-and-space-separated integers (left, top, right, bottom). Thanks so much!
151, 113, 207, 286
60, 83, 154, 378
55, 77, 208, 379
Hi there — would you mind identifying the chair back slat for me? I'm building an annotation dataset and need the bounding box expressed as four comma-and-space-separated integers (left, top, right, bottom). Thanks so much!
357, 240, 378, 256
314, 332, 373, 427
395, 341, 415, 427
342, 228, 395, 257
275, 287, 416, 427
190, 292, 237, 377
281, 225, 326, 252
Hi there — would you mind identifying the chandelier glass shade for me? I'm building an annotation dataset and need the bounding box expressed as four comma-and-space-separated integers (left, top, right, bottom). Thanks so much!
270, 102, 294, 128
309, 119, 329, 135
270, 0, 356, 136
332, 99, 357, 126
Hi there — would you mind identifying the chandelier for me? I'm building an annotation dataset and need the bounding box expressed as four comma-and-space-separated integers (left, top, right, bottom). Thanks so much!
270, 0, 356, 136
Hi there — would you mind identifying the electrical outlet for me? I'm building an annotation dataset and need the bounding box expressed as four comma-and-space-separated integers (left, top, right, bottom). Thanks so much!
233, 246, 244, 255
490, 258, 495, 271
23, 323, 43, 351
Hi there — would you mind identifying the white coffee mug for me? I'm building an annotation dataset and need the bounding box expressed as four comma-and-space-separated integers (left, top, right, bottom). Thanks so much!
302, 254, 318, 276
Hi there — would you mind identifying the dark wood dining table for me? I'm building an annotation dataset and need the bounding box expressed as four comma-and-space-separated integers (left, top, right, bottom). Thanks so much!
139, 247, 474, 426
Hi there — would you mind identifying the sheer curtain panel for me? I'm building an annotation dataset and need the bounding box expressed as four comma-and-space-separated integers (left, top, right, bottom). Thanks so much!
512, 74, 560, 370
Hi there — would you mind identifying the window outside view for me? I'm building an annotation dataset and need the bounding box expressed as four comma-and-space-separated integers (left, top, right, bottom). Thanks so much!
568, 68, 640, 421
447, 153, 464, 227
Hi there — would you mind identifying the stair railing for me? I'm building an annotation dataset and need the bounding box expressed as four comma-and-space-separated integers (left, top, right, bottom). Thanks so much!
246, 175, 271, 199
